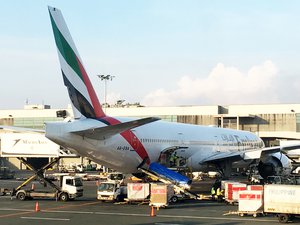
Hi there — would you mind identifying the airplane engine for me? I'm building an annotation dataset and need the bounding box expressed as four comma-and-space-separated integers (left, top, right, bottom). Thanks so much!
258, 152, 291, 179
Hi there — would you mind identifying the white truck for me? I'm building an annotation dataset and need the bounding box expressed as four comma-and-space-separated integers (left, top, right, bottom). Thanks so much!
264, 184, 300, 223
97, 180, 127, 202
15, 175, 83, 201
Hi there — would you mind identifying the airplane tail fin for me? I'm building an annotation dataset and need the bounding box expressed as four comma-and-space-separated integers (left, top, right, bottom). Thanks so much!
48, 6, 105, 119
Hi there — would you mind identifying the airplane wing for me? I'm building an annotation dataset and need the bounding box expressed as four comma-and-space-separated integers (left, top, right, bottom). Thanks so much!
0, 126, 45, 134
71, 117, 160, 139
200, 151, 243, 163
201, 144, 300, 163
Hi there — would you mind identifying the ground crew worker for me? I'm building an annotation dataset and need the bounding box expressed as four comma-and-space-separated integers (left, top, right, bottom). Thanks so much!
216, 187, 223, 202
170, 152, 178, 167
211, 179, 221, 200
211, 186, 216, 200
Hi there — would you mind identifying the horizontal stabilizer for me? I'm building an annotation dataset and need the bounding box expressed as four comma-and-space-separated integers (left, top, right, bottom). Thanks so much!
71, 117, 160, 139
0, 126, 45, 134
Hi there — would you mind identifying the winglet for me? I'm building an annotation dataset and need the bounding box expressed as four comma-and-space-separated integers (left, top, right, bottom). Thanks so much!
48, 6, 105, 119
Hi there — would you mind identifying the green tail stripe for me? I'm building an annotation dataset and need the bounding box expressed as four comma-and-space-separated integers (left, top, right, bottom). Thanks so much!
49, 12, 83, 82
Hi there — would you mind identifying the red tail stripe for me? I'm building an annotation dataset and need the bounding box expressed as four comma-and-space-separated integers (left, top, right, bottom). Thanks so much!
76, 57, 105, 118
103, 116, 150, 164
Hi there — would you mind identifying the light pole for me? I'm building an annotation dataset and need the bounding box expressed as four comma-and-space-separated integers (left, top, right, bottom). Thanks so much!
97, 74, 115, 109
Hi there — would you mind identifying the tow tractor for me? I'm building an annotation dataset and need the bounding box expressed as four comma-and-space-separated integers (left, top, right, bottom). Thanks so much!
97, 180, 127, 202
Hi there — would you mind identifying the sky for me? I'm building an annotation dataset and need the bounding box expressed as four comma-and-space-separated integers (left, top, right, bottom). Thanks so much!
1, 0, 300, 109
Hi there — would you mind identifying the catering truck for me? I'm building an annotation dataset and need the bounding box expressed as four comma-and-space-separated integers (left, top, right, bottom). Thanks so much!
15, 175, 83, 201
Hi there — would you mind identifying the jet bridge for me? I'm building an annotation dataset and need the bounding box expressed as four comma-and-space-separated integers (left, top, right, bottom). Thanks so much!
139, 162, 200, 200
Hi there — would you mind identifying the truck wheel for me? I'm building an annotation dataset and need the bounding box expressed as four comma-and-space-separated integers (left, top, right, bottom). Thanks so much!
60, 193, 69, 202
17, 192, 26, 201
278, 214, 289, 223
170, 196, 178, 203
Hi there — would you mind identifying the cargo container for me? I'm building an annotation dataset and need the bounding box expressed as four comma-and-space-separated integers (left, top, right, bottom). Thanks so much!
149, 183, 173, 208
264, 184, 300, 223
238, 190, 264, 217
127, 183, 150, 202
224, 181, 247, 204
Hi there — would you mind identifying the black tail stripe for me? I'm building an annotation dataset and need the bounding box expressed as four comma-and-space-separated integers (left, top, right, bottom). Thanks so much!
62, 70, 96, 119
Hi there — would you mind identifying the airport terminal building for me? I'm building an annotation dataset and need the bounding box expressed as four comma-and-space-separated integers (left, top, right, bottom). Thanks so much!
1, 103, 300, 170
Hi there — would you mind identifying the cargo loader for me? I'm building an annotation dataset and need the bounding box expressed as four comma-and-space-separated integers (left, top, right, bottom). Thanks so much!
138, 162, 199, 201
9, 157, 83, 201
15, 175, 83, 201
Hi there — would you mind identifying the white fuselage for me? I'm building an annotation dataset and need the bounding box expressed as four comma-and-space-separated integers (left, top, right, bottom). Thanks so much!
45, 117, 264, 173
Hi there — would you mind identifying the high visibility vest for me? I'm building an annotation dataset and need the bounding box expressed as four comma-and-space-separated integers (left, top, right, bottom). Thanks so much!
211, 187, 215, 195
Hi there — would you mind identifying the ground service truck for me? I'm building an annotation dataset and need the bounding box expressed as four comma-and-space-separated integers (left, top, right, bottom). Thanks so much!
15, 175, 83, 201
264, 184, 300, 223
97, 180, 127, 202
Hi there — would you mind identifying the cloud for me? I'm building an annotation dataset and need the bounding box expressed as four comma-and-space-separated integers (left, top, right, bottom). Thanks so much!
142, 60, 280, 106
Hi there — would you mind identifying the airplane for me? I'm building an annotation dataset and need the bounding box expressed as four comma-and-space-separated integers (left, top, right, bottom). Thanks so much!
4, 6, 298, 183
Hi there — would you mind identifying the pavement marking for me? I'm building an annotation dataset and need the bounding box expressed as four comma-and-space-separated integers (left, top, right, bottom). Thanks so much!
44, 209, 276, 222
157, 214, 273, 222
0, 208, 33, 212
155, 223, 183, 225
0, 207, 275, 223
0, 209, 35, 219
0, 201, 101, 219
95, 212, 149, 217
21, 216, 70, 221
44, 210, 94, 214
43, 200, 102, 212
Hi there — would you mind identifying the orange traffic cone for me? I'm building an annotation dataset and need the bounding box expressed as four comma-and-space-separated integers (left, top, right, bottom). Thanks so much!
150, 206, 156, 217
35, 202, 40, 212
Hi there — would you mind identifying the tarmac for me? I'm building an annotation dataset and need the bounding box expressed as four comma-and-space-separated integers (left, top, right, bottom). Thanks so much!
0, 174, 299, 225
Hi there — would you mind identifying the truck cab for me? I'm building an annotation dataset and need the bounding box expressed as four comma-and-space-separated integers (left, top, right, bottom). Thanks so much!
60, 176, 83, 200
97, 181, 127, 202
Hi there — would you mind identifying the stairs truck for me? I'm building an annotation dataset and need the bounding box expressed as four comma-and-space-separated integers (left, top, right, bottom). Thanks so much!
15, 175, 83, 201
